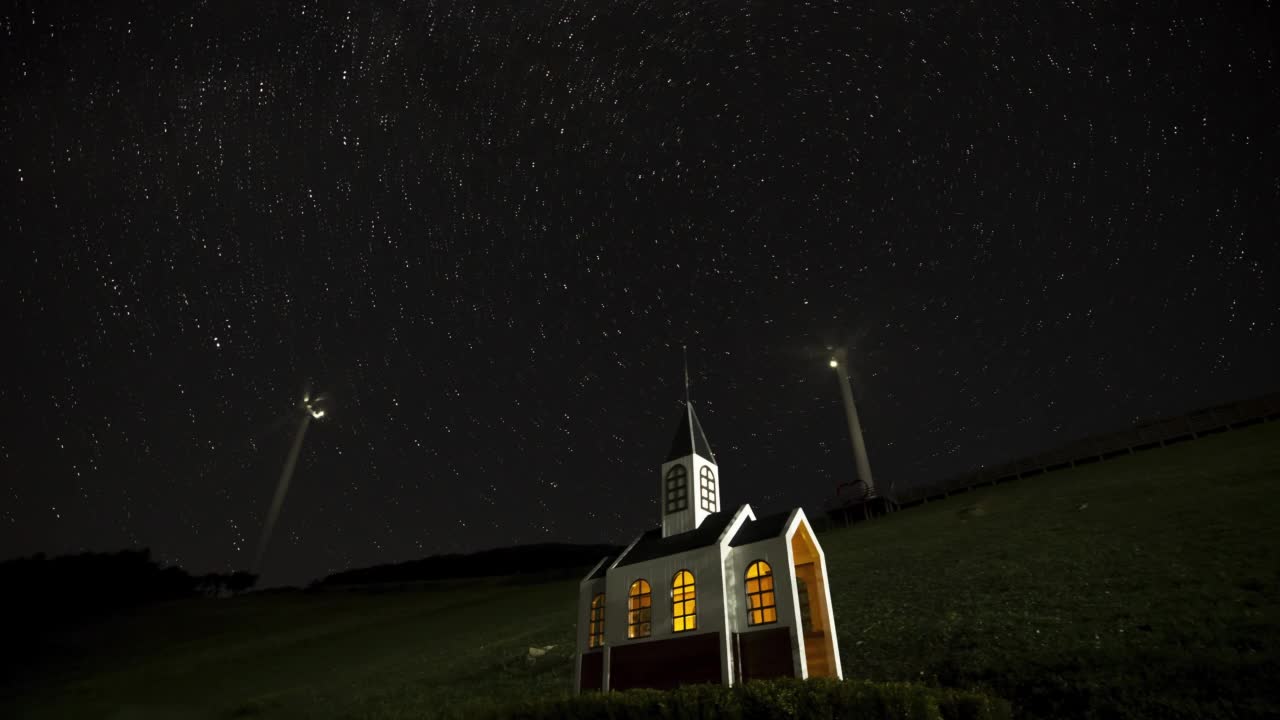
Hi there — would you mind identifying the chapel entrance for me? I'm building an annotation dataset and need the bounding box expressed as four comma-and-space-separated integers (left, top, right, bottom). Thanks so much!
791, 523, 837, 678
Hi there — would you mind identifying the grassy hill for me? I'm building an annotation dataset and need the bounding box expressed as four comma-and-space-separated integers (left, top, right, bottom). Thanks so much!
824, 420, 1280, 719
4, 421, 1278, 719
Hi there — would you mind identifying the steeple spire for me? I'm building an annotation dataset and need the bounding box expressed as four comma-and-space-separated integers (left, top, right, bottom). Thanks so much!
683, 344, 691, 407
660, 348, 720, 537
666, 348, 715, 463
664, 402, 715, 463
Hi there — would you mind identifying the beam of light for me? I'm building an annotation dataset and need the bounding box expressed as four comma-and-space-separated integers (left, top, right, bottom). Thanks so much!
252, 411, 311, 576
253, 394, 327, 576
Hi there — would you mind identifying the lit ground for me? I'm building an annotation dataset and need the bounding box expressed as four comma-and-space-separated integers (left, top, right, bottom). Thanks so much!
4, 421, 1278, 719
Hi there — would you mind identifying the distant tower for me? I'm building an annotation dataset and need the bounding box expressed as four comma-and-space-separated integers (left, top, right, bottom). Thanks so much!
661, 353, 720, 537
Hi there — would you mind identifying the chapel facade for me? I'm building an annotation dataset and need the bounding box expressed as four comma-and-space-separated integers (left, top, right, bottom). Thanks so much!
574, 398, 842, 692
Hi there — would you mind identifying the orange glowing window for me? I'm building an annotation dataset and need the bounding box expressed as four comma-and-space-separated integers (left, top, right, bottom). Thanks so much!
588, 593, 606, 648
745, 560, 777, 625
627, 579, 652, 638
671, 570, 697, 632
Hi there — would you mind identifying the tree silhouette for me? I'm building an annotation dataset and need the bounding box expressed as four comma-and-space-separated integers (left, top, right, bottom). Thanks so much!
226, 571, 259, 594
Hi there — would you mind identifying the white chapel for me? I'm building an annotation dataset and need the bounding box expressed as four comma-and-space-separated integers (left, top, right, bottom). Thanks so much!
574, 394, 842, 692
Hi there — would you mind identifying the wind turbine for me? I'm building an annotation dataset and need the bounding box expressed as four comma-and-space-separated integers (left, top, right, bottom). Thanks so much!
252, 389, 328, 576
827, 347, 885, 510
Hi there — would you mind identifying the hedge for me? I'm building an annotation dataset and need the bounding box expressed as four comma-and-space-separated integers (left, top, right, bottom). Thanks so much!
481, 677, 1011, 720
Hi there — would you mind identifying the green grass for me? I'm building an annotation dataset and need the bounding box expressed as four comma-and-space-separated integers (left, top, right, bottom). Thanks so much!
825, 421, 1280, 719
4, 422, 1278, 719
491, 677, 1010, 720
4, 577, 579, 719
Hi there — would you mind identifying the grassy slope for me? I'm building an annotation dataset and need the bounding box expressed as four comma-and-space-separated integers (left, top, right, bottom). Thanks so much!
4, 422, 1278, 719
826, 420, 1280, 719
5, 577, 579, 719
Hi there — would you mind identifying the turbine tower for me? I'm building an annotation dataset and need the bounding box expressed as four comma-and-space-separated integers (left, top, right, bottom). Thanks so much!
828, 348, 878, 501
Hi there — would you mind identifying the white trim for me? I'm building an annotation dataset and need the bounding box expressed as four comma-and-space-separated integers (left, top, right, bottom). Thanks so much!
716, 503, 757, 546
609, 532, 645, 570
782, 526, 807, 678
716, 503, 754, 686
602, 645, 612, 692
580, 555, 611, 585
783, 510, 809, 680
780, 506, 805, 538
783, 509, 844, 680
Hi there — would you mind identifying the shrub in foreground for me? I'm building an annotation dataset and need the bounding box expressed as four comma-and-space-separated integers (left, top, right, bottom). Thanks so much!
483, 677, 1011, 720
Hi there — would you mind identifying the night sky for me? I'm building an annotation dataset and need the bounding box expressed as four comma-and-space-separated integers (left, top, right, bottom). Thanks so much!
3, 1, 1276, 587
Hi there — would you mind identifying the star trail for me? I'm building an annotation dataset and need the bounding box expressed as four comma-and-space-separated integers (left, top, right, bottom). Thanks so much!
3, 1, 1275, 586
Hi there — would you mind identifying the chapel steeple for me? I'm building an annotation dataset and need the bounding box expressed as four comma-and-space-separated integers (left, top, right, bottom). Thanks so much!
660, 351, 721, 538
665, 398, 716, 464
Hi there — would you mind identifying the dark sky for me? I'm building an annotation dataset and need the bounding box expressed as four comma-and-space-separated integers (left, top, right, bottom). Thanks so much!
3, 1, 1276, 586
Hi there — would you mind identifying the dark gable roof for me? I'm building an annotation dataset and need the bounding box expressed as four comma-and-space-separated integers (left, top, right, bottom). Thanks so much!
665, 402, 716, 463
728, 509, 794, 547
588, 557, 612, 580
614, 510, 738, 567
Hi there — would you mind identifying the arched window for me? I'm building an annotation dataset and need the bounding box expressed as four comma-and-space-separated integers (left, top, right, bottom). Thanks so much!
588, 593, 606, 648
745, 560, 777, 625
665, 465, 688, 514
672, 570, 696, 632
627, 579, 652, 638
699, 466, 717, 512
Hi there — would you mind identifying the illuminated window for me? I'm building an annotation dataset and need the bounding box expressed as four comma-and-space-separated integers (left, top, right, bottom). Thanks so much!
588, 593, 606, 648
665, 465, 687, 514
627, 579, 652, 638
745, 560, 777, 625
699, 466, 717, 512
671, 570, 697, 632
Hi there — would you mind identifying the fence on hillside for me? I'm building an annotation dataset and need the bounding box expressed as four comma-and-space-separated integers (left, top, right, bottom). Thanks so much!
826, 391, 1280, 522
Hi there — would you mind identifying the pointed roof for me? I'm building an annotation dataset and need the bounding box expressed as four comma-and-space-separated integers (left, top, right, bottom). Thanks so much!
728, 509, 795, 547
666, 401, 715, 463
